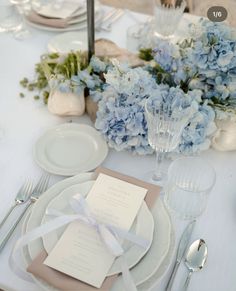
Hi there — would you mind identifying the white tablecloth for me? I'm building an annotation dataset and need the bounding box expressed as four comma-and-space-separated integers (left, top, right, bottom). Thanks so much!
0, 6, 235, 291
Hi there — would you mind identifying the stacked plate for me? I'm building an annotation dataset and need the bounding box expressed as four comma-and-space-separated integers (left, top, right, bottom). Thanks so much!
21, 171, 175, 291
26, 0, 102, 32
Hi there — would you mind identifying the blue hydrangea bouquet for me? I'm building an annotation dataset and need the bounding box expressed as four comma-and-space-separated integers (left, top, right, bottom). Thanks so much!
82, 19, 236, 155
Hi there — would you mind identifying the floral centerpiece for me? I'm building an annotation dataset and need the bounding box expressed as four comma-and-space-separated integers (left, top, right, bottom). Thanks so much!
88, 18, 236, 155
20, 18, 236, 153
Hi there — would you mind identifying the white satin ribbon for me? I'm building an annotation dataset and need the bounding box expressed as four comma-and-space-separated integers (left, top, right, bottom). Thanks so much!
10, 194, 149, 291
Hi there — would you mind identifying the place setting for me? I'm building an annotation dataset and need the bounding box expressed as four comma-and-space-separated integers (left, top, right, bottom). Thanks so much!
0, 116, 215, 291
25, 0, 103, 32
9, 119, 174, 291
17, 168, 173, 291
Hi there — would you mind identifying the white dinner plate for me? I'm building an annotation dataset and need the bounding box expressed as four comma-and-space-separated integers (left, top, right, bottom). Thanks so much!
47, 31, 87, 53
41, 181, 154, 276
33, 124, 108, 176
111, 197, 174, 290
23, 172, 175, 291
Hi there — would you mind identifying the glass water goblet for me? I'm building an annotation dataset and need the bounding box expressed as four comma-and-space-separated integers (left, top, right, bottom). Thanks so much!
145, 100, 189, 184
164, 157, 216, 220
0, 0, 21, 32
10, 0, 31, 40
152, 0, 186, 40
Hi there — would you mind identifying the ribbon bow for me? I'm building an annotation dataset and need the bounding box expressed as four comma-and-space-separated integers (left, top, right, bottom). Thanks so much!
10, 194, 149, 291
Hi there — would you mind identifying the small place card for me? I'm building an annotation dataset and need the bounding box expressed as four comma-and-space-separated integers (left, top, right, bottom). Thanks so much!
44, 173, 147, 288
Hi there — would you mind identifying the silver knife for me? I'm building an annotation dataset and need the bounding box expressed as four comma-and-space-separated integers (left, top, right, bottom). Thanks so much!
165, 220, 196, 291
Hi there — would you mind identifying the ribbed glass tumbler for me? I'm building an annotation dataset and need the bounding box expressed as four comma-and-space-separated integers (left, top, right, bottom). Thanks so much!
164, 157, 216, 220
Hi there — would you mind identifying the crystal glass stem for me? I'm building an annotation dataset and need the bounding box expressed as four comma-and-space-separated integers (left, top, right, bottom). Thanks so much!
153, 151, 166, 181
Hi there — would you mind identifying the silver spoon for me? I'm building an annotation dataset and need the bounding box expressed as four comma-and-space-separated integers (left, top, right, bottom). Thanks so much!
183, 239, 208, 291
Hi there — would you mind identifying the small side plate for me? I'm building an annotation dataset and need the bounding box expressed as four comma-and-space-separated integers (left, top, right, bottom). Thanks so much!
33, 123, 108, 176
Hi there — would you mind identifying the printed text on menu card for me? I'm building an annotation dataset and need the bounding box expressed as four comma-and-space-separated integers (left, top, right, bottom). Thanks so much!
44, 173, 147, 288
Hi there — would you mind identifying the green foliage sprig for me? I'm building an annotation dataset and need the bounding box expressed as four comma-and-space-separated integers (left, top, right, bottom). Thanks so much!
20, 51, 88, 104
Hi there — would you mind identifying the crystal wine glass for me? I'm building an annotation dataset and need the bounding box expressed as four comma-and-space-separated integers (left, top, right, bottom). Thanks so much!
145, 99, 189, 184
0, 0, 21, 33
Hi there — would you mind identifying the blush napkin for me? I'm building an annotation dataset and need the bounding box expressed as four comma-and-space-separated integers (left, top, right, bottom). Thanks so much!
27, 167, 160, 290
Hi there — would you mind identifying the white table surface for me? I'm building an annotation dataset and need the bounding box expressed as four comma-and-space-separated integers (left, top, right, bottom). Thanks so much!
0, 5, 235, 291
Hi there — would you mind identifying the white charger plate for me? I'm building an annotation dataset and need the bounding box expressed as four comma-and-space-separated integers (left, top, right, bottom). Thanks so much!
23, 172, 175, 291
33, 124, 108, 176
41, 181, 154, 276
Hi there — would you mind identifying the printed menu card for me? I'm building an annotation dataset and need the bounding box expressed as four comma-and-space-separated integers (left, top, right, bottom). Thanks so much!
44, 173, 147, 288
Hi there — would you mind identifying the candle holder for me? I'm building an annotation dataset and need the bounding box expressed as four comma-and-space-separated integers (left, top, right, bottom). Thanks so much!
87, 0, 95, 60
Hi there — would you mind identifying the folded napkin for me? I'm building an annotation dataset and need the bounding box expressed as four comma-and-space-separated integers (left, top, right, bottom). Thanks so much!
27, 168, 160, 290
27, 251, 117, 291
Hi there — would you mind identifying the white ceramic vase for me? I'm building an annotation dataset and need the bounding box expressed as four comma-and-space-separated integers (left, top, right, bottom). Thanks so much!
211, 118, 236, 151
47, 89, 85, 116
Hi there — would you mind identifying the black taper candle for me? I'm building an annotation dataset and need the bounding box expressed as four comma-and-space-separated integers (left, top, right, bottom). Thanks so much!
87, 0, 95, 61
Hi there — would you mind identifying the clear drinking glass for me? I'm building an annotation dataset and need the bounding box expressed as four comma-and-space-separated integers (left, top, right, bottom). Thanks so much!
0, 0, 21, 32
145, 100, 189, 184
164, 157, 216, 220
153, 0, 186, 39
10, 0, 31, 40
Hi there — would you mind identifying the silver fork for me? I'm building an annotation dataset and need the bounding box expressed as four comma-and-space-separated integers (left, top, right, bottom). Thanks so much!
0, 173, 50, 252
0, 181, 33, 229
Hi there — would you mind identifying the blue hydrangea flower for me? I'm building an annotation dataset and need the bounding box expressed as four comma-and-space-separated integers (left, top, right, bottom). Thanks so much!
95, 66, 161, 154
89, 56, 107, 73
95, 61, 216, 155
153, 40, 180, 72
179, 101, 216, 154
146, 86, 216, 154
189, 19, 236, 75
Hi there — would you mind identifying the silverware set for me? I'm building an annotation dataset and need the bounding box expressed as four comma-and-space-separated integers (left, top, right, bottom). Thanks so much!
96, 9, 124, 32
165, 221, 208, 291
0, 173, 50, 252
